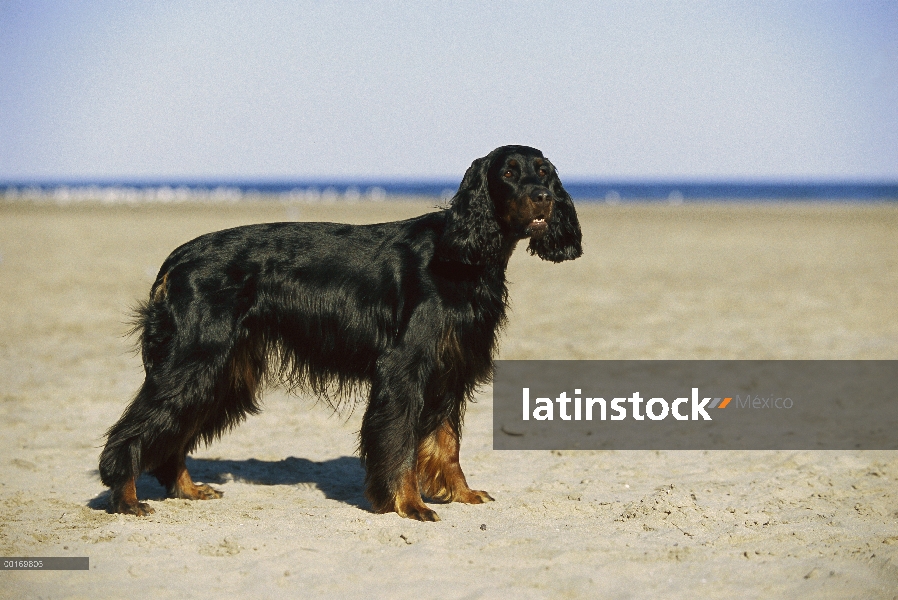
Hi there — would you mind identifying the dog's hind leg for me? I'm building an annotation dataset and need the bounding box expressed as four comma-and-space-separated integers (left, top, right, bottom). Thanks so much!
99, 377, 165, 516
100, 335, 258, 514
152, 453, 222, 501
98, 429, 153, 517
110, 476, 154, 516
157, 339, 264, 501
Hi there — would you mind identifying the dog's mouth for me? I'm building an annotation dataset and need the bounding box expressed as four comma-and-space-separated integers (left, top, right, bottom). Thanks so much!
527, 217, 549, 237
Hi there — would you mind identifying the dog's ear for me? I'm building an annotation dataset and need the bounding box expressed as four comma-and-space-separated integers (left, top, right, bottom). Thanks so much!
527, 173, 583, 262
437, 153, 503, 265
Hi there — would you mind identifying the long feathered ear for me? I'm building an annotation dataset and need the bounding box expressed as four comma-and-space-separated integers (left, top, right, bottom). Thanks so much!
437, 154, 503, 265
528, 174, 583, 262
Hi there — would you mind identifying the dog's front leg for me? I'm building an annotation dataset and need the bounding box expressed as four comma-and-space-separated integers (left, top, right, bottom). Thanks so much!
417, 419, 494, 505
360, 357, 439, 521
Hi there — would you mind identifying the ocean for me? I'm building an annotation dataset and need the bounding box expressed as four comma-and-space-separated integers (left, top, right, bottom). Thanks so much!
2, 179, 897, 203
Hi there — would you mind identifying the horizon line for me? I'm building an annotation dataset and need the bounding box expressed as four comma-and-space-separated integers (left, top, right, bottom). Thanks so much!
3, 176, 898, 185
3, 178, 897, 201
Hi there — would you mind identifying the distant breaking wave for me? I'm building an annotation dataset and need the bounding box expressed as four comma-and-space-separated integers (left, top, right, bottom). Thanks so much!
1, 179, 896, 203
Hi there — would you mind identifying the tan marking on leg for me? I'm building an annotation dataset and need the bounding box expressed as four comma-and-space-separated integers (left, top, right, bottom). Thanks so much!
417, 421, 494, 504
390, 467, 439, 521
170, 461, 222, 501
111, 477, 155, 516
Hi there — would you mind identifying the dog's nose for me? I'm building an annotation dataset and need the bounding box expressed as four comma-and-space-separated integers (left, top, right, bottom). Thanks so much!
533, 191, 551, 205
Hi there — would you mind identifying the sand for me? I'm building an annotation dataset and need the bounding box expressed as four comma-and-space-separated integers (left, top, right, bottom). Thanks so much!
1, 199, 896, 599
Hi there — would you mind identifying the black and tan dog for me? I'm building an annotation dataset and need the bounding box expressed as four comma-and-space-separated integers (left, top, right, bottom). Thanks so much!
99, 145, 582, 520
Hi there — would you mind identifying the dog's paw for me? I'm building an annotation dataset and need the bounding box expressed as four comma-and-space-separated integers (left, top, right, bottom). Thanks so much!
114, 500, 155, 516
171, 482, 223, 501
397, 503, 441, 522
192, 483, 223, 500
454, 489, 495, 504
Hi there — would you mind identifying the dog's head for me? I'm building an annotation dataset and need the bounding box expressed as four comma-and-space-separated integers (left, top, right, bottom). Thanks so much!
439, 145, 582, 265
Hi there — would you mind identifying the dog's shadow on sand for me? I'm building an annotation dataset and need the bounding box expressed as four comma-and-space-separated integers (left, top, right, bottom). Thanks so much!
88, 455, 368, 512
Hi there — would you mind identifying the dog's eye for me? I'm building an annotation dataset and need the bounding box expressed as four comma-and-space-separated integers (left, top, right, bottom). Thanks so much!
538, 168, 548, 177
503, 169, 514, 178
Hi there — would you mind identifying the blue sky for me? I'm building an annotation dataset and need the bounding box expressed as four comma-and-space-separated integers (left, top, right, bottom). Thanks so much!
1, 1, 896, 180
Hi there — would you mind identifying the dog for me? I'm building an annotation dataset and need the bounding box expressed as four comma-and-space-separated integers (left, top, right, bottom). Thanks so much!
99, 145, 582, 521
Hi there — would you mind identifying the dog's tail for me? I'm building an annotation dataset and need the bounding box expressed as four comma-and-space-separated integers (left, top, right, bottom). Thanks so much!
127, 270, 176, 373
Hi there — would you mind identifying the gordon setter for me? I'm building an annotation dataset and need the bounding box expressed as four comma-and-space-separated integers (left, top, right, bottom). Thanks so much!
99, 145, 582, 521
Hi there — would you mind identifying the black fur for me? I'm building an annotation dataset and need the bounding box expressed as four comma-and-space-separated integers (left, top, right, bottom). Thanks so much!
99, 145, 582, 520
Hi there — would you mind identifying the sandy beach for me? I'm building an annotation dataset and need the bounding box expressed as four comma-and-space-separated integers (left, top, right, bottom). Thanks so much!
1, 199, 896, 599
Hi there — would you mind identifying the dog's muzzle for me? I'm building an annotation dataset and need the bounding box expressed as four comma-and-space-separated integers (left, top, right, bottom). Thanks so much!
526, 189, 553, 237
